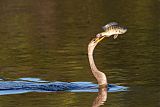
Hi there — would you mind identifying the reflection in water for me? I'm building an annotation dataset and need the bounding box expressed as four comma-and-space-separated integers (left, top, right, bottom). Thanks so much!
92, 88, 107, 107
0, 0, 159, 107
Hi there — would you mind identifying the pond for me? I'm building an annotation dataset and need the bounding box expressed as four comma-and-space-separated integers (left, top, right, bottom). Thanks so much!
0, 0, 159, 107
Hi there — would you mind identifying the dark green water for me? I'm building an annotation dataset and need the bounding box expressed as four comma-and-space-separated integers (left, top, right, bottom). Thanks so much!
0, 0, 159, 107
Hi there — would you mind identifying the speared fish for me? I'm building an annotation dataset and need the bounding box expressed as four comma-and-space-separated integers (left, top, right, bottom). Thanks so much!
96, 22, 127, 39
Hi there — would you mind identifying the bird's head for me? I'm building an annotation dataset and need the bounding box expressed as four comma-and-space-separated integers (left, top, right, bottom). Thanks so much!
88, 36, 105, 48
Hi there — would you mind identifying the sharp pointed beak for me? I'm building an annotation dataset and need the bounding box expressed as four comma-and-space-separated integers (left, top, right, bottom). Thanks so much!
95, 36, 105, 43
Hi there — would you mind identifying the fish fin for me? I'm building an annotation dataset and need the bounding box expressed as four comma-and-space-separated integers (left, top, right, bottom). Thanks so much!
113, 34, 118, 39
102, 22, 118, 31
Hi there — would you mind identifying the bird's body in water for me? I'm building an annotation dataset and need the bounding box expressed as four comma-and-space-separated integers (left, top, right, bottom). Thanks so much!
96, 22, 127, 39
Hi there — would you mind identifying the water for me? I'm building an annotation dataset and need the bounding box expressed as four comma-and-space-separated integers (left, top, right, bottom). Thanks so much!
0, 0, 159, 107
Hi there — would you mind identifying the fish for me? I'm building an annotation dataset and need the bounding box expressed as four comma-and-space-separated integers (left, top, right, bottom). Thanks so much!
96, 22, 127, 39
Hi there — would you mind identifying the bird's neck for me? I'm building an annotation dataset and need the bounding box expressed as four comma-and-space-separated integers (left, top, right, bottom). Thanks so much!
88, 44, 107, 86
88, 45, 98, 72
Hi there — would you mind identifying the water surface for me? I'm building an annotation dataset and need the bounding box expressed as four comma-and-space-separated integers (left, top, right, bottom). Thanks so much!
0, 0, 159, 107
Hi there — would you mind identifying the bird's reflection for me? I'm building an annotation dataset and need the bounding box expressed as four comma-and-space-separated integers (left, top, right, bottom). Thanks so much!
92, 87, 107, 107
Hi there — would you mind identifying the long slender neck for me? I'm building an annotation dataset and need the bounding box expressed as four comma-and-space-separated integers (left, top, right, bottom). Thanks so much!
88, 43, 107, 86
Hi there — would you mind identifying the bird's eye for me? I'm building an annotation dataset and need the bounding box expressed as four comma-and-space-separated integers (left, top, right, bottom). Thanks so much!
92, 38, 96, 41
